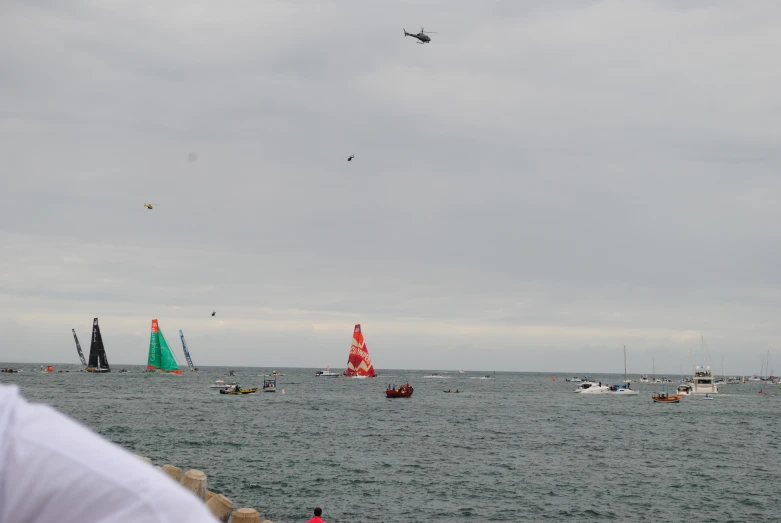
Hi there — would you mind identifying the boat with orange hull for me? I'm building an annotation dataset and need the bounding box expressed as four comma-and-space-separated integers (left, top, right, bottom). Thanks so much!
652, 392, 683, 403
343, 324, 376, 378
386, 383, 413, 398
144, 319, 182, 375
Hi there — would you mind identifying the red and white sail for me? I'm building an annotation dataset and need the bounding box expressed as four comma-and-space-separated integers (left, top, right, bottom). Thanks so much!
345, 324, 376, 377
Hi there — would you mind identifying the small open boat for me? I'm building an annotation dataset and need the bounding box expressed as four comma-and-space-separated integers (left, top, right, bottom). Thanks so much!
444, 389, 460, 393
652, 392, 683, 403
263, 375, 277, 392
220, 387, 258, 395
386, 384, 413, 398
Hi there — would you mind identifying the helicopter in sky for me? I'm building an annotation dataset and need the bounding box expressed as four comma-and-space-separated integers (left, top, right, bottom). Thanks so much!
404, 27, 437, 44
143, 203, 158, 210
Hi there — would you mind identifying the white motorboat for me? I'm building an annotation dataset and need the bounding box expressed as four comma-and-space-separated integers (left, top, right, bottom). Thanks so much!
568, 377, 583, 383
209, 378, 234, 389
315, 365, 339, 377
677, 384, 693, 396
692, 365, 718, 394
640, 375, 649, 383
574, 381, 610, 394
607, 384, 639, 396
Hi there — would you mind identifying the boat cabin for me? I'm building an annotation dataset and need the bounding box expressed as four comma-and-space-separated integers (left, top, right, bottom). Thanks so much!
263, 375, 276, 392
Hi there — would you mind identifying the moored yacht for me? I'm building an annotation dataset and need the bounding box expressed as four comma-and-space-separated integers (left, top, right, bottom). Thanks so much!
692, 365, 718, 394
607, 384, 638, 396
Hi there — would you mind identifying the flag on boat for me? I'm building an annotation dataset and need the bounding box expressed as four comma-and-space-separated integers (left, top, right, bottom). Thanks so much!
345, 324, 376, 377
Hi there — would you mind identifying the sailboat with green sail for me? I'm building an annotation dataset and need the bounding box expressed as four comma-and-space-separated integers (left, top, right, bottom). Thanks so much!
145, 319, 182, 374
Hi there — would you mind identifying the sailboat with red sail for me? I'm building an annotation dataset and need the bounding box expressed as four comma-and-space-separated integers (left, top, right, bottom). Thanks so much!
343, 324, 376, 378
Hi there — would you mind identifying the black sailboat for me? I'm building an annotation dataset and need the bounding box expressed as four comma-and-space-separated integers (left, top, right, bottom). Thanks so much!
72, 329, 88, 368
84, 317, 110, 373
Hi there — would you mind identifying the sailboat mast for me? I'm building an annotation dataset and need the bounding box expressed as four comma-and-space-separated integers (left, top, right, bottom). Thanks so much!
623, 345, 627, 381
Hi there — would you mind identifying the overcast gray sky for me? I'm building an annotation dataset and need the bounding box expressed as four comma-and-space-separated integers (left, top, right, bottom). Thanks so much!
2, 1, 780, 374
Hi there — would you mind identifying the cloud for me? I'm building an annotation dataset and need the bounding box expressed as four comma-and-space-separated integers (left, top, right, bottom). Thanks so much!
1, 1, 780, 373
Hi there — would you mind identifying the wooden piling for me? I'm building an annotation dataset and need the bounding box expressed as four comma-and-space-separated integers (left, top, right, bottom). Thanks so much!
206, 493, 234, 523
181, 469, 207, 501
231, 508, 261, 523
160, 464, 182, 482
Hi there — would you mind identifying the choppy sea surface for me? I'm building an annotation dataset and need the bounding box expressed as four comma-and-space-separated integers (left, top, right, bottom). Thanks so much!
2, 366, 780, 522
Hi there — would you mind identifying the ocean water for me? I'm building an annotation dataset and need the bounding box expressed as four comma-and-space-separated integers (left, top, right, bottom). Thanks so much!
2, 366, 780, 522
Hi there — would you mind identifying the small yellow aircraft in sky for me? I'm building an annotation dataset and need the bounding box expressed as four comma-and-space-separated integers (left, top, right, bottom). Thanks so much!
143, 203, 158, 210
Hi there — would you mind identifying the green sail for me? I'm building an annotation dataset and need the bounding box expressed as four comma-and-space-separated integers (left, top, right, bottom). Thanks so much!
157, 328, 180, 372
147, 322, 162, 369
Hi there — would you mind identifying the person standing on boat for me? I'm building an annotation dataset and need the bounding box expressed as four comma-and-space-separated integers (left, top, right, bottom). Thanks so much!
0, 384, 220, 523
308, 507, 325, 523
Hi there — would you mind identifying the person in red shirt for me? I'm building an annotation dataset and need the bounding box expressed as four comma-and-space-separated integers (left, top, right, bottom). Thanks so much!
308, 507, 325, 523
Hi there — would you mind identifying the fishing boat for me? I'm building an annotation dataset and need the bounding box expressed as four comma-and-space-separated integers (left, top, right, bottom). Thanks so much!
263, 375, 276, 392
444, 389, 460, 393
343, 324, 376, 378
1, 368, 19, 373
220, 386, 258, 395
83, 318, 111, 373
179, 330, 198, 372
72, 329, 88, 368
386, 383, 413, 398
652, 392, 683, 403
144, 319, 182, 374
271, 370, 284, 376
315, 365, 339, 377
